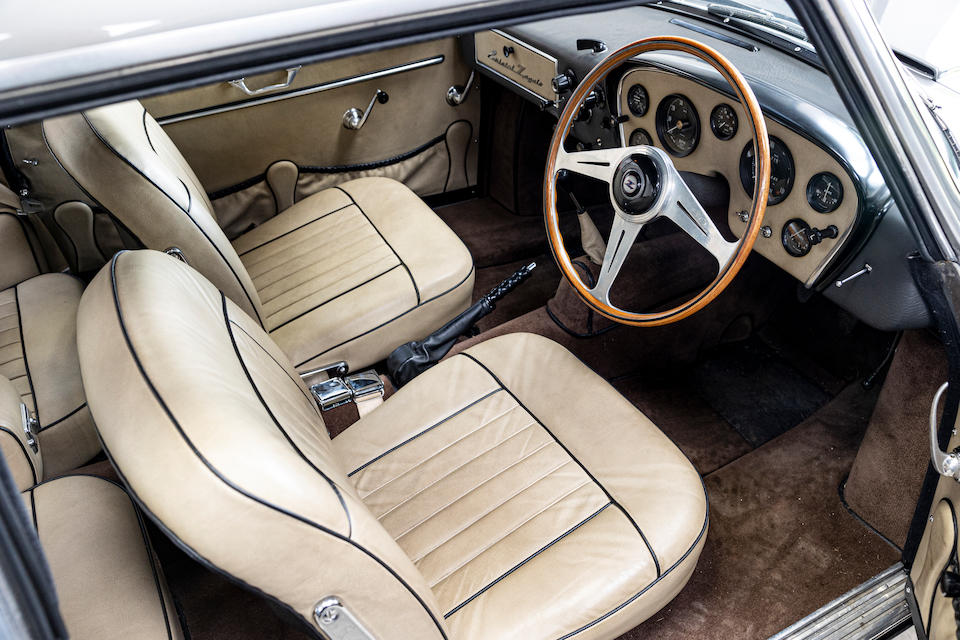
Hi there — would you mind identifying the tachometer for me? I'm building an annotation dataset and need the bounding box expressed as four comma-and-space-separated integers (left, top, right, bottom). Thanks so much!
627, 84, 649, 117
628, 128, 653, 146
739, 136, 795, 205
656, 94, 700, 157
806, 172, 843, 213
710, 103, 738, 140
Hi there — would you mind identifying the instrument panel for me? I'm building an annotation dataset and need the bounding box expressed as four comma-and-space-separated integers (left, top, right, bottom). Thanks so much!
617, 67, 860, 286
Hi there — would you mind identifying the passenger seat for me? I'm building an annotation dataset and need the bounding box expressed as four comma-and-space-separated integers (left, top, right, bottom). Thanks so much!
0, 189, 98, 475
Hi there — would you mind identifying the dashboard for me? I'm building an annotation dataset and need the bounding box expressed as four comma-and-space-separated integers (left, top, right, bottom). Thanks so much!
616, 67, 858, 286
463, 3, 933, 332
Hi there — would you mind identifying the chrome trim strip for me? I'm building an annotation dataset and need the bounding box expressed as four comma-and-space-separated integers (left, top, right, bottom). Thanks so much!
157, 55, 444, 125
768, 563, 910, 640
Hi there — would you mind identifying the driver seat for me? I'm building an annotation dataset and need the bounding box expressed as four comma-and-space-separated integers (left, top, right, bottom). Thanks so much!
77, 250, 706, 640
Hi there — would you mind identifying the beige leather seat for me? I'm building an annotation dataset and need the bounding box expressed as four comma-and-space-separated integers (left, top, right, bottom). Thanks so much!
23, 475, 183, 640
43, 101, 474, 371
0, 210, 98, 476
1, 371, 178, 639
78, 250, 706, 640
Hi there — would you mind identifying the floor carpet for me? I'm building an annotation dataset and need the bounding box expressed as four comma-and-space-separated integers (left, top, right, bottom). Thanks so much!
617, 382, 900, 640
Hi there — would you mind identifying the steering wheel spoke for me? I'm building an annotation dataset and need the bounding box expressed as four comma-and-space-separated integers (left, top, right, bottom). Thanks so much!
555, 147, 624, 183
661, 169, 738, 269
588, 214, 643, 305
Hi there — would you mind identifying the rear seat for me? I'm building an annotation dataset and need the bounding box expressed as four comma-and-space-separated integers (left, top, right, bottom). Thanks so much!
0, 189, 99, 476
2, 372, 183, 639
23, 475, 184, 639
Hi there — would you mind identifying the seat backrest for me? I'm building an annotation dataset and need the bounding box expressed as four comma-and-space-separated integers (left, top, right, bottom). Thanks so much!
43, 101, 265, 326
77, 250, 447, 639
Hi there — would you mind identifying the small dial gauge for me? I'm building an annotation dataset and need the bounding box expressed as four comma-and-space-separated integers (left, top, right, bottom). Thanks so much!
627, 84, 649, 117
628, 128, 653, 146
806, 171, 844, 213
656, 94, 701, 157
739, 136, 795, 205
781, 219, 813, 257
710, 103, 738, 140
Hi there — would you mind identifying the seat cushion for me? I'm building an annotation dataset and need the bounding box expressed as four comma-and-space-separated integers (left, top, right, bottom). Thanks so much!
23, 475, 183, 640
233, 177, 474, 371
333, 332, 708, 640
0, 274, 97, 475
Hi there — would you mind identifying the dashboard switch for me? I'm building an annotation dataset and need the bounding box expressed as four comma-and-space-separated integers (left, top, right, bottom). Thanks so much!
552, 73, 573, 93
806, 225, 838, 246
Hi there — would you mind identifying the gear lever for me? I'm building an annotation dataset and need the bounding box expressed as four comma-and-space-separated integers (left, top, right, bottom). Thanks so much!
386, 262, 537, 387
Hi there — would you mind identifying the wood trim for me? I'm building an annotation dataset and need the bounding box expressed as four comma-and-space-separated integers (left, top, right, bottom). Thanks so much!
544, 36, 770, 326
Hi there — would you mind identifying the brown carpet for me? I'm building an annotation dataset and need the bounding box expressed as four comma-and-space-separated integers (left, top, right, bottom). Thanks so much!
619, 382, 899, 640
434, 197, 553, 268
844, 329, 947, 548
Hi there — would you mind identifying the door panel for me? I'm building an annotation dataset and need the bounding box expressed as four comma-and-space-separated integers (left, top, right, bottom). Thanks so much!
141, 37, 479, 235
912, 498, 959, 639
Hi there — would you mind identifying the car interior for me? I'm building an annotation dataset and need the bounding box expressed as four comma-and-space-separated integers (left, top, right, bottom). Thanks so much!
0, 3, 947, 639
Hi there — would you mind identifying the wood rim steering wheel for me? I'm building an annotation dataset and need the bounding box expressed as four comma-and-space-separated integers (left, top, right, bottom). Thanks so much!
544, 36, 770, 326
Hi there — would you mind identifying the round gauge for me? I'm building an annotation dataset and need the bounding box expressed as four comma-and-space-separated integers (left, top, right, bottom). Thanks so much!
627, 84, 649, 117
739, 136, 795, 205
710, 104, 738, 140
806, 172, 844, 213
656, 94, 701, 157
781, 219, 812, 257
628, 128, 653, 146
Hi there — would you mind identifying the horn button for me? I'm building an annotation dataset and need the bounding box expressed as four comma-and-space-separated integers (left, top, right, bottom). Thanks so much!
613, 155, 661, 216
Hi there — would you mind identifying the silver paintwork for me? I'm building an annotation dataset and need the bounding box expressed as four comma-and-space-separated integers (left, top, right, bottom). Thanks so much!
228, 65, 301, 96
158, 56, 442, 125
313, 597, 375, 640
0, 1, 510, 99
768, 563, 910, 640
928, 382, 960, 480
813, 0, 960, 262
555, 143, 737, 307
342, 89, 387, 131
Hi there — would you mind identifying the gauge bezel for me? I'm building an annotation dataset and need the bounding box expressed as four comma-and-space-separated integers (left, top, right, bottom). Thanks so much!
710, 103, 738, 140
626, 84, 649, 117
805, 171, 844, 213
655, 93, 701, 157
739, 136, 795, 205
781, 218, 812, 257
628, 127, 653, 146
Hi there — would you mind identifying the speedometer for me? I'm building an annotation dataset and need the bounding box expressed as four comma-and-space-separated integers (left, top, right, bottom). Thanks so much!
656, 94, 700, 157
739, 137, 795, 205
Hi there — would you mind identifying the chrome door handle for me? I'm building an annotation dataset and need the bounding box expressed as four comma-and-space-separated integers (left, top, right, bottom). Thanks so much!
342, 90, 388, 130
229, 66, 301, 96
930, 382, 960, 480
